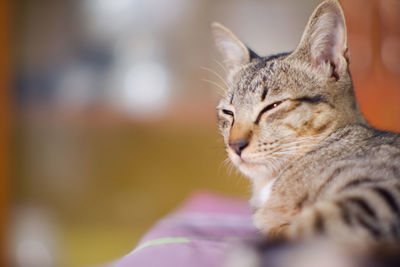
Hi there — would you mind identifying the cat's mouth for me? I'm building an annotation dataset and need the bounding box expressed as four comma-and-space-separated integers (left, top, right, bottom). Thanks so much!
227, 149, 282, 179
228, 149, 258, 165
228, 151, 260, 168
238, 160, 276, 179
238, 158, 265, 169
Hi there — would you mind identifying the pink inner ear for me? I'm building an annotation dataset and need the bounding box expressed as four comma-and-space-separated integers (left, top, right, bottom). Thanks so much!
212, 23, 250, 72
309, 11, 347, 77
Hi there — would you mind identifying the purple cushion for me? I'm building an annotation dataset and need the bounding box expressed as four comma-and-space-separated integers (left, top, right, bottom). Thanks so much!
112, 191, 260, 267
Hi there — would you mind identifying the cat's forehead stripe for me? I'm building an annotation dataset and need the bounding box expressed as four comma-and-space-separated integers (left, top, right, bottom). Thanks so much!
236, 60, 267, 98
231, 52, 291, 104
236, 54, 288, 96
261, 61, 276, 101
261, 87, 268, 101
244, 60, 267, 93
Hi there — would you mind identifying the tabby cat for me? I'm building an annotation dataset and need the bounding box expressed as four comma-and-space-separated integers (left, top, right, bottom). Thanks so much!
212, 0, 400, 246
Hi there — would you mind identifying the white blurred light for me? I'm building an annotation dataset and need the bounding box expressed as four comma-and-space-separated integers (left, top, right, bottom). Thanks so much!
87, 0, 133, 15
121, 61, 170, 117
83, 0, 192, 35
84, 0, 139, 35
17, 239, 52, 267
12, 207, 58, 267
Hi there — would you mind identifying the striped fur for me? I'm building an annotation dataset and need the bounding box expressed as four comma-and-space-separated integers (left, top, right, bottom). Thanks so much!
213, 0, 400, 246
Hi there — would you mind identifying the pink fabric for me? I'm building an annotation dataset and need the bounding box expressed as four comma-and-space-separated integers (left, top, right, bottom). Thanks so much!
112, 191, 260, 267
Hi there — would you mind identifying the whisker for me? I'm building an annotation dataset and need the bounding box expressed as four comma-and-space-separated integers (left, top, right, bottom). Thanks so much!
226, 161, 235, 176
273, 152, 298, 155
275, 134, 324, 141
276, 145, 316, 151
276, 143, 312, 149
213, 59, 228, 74
202, 79, 227, 96
222, 157, 231, 166
279, 136, 323, 143
202, 66, 232, 90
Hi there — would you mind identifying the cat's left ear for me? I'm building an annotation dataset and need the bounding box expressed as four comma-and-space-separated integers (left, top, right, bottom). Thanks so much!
292, 0, 350, 80
211, 22, 259, 75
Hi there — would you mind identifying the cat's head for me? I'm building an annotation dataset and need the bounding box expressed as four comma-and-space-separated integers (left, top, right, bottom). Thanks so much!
212, 0, 365, 179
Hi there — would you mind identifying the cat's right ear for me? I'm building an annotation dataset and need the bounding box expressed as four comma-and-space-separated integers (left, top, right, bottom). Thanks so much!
211, 22, 256, 74
291, 0, 349, 80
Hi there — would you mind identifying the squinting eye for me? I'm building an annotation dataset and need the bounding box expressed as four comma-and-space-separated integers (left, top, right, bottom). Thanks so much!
222, 109, 234, 116
255, 100, 283, 124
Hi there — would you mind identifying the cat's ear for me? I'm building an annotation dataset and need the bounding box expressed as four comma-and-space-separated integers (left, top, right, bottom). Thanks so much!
293, 0, 349, 80
211, 22, 258, 73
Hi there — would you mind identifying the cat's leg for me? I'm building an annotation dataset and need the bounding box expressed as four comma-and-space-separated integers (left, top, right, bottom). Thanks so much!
286, 200, 364, 243
252, 204, 296, 240
287, 187, 400, 244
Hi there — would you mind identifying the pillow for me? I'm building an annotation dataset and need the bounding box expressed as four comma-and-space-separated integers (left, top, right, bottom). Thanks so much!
112, 191, 260, 267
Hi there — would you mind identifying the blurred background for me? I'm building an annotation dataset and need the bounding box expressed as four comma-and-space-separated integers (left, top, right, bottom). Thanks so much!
4, 0, 400, 266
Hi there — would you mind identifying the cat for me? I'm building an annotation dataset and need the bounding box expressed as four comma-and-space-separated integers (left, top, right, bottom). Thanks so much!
212, 0, 400, 247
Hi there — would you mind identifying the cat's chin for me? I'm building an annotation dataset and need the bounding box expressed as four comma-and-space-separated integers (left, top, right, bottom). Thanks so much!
229, 154, 276, 180
227, 150, 279, 179
238, 163, 276, 180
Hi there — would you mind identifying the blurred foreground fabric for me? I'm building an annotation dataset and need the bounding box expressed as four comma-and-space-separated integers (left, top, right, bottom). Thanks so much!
113, 191, 260, 267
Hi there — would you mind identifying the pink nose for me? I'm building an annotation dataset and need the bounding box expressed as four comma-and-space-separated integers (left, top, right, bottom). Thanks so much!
229, 139, 249, 156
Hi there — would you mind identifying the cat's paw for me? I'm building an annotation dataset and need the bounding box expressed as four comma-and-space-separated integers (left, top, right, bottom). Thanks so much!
266, 223, 291, 241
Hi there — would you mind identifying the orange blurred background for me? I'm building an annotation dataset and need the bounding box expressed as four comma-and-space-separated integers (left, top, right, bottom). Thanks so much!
3, 0, 400, 266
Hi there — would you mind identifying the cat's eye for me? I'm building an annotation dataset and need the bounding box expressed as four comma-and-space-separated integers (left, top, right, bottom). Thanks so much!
222, 109, 234, 116
255, 101, 283, 124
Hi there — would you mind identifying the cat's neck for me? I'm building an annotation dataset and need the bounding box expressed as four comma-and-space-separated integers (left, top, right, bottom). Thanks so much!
249, 169, 282, 210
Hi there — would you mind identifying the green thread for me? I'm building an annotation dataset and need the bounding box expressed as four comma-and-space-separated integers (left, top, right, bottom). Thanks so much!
132, 237, 190, 253
131, 236, 261, 254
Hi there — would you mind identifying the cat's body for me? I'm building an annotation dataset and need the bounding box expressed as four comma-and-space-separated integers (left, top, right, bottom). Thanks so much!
212, 0, 400, 247
253, 123, 400, 243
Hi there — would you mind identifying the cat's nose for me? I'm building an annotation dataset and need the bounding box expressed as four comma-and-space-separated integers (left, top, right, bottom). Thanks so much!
229, 139, 249, 156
